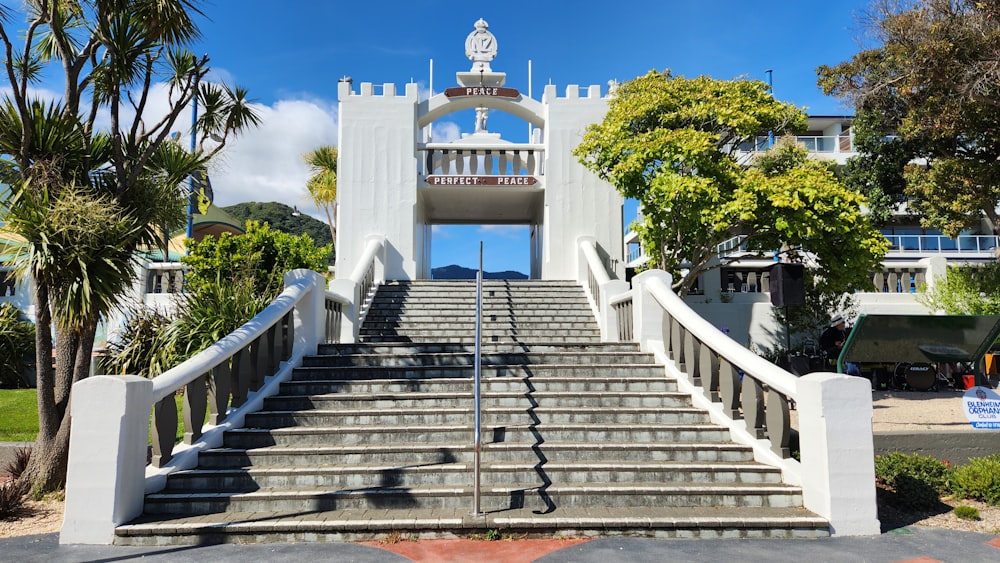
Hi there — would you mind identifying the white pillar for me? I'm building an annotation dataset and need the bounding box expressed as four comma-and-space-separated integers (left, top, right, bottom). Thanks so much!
285, 269, 326, 355
797, 372, 881, 536
61, 375, 152, 545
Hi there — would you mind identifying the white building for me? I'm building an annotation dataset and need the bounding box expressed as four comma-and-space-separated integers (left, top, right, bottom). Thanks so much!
334, 18, 624, 282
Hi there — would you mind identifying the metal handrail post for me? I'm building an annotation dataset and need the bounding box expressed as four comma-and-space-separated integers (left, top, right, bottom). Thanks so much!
473, 241, 483, 516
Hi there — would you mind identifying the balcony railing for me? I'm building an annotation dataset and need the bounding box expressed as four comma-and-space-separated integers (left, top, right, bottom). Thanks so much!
738, 134, 854, 154
884, 234, 998, 254
419, 145, 544, 179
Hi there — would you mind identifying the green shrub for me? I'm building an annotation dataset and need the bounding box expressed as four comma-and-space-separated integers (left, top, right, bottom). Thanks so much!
0, 480, 27, 519
874, 452, 952, 510
181, 221, 330, 299
953, 505, 980, 520
102, 304, 177, 378
0, 303, 35, 389
951, 454, 1000, 505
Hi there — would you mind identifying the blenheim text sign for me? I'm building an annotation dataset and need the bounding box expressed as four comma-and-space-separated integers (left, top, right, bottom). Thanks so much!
426, 175, 537, 186
444, 86, 520, 99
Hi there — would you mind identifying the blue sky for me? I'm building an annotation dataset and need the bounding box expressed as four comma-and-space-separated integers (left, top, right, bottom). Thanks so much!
9, 0, 875, 275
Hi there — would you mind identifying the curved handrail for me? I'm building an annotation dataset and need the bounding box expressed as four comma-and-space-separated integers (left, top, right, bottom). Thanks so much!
644, 274, 797, 397
150, 277, 309, 403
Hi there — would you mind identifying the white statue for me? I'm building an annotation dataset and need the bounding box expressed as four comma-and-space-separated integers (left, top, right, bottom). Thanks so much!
475, 107, 488, 133
465, 18, 497, 72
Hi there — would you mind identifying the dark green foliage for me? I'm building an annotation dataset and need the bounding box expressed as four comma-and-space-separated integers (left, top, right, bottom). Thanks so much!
3, 447, 30, 481
101, 304, 176, 378
953, 505, 980, 520
875, 452, 952, 511
169, 275, 272, 360
951, 454, 1000, 505
0, 480, 27, 520
181, 220, 330, 299
223, 201, 333, 263
0, 303, 35, 389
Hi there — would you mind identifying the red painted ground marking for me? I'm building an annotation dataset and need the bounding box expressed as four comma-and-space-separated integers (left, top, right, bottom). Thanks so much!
362, 538, 591, 563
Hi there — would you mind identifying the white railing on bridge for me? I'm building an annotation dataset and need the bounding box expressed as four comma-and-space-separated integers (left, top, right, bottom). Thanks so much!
602, 269, 880, 536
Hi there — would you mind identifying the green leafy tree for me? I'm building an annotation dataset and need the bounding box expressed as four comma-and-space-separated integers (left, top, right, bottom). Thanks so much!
818, 0, 1000, 237
919, 262, 1000, 315
105, 221, 330, 377
574, 70, 887, 296
0, 0, 260, 493
304, 145, 338, 247
181, 220, 330, 298
0, 302, 34, 389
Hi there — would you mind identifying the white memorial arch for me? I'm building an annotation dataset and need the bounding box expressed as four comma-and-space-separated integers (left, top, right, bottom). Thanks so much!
335, 19, 624, 280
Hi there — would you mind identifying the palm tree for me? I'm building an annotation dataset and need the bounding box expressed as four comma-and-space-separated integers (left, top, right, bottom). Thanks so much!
304, 145, 338, 247
0, 0, 260, 493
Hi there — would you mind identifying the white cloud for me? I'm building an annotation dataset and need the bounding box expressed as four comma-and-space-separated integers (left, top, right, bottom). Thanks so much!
432, 121, 462, 142
206, 97, 338, 214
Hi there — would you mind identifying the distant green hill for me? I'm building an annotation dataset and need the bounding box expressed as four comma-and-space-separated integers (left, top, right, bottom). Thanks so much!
223, 201, 334, 263
432, 264, 527, 280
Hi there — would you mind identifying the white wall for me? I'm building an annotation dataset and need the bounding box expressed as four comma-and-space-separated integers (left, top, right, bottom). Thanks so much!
336, 82, 421, 281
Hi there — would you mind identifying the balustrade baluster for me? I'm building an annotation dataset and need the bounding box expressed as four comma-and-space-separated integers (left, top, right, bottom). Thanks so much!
672, 321, 685, 371
765, 388, 792, 458
684, 332, 699, 380
718, 358, 740, 419
499, 151, 508, 174
470, 150, 478, 174
456, 150, 465, 174
208, 360, 231, 425
513, 150, 523, 174
248, 337, 264, 392
741, 374, 766, 439
699, 346, 719, 402
150, 395, 177, 467
887, 272, 899, 293
231, 347, 250, 408
183, 373, 208, 444
527, 150, 536, 176
264, 324, 278, 374
425, 149, 434, 176
485, 150, 494, 175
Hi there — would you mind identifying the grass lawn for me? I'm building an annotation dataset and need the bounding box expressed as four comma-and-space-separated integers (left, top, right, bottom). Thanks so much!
0, 389, 38, 442
0, 388, 190, 444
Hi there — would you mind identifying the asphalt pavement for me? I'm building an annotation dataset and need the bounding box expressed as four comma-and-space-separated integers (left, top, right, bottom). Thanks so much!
2, 527, 998, 562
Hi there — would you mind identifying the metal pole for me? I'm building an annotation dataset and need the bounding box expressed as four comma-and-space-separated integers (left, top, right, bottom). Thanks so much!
186, 92, 197, 244
473, 240, 483, 516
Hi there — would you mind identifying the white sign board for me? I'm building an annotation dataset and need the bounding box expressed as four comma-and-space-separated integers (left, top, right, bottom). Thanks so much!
963, 386, 1000, 429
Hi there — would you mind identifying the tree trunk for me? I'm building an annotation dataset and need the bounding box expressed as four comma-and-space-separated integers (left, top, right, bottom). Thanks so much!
23, 280, 72, 494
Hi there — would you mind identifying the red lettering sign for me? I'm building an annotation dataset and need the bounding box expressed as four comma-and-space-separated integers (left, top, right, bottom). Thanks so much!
443, 86, 520, 99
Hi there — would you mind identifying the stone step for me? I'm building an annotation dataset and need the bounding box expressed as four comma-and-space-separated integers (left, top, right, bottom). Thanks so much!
361, 320, 598, 330
317, 342, 643, 355
302, 351, 656, 367
364, 308, 596, 318
141, 482, 805, 515
291, 364, 665, 380
278, 376, 676, 395
244, 406, 711, 427
218, 426, 734, 453
357, 328, 602, 339
115, 505, 830, 545
263, 390, 691, 410
161, 461, 784, 492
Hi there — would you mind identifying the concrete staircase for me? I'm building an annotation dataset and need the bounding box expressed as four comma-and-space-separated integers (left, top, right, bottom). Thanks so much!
115, 280, 829, 545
